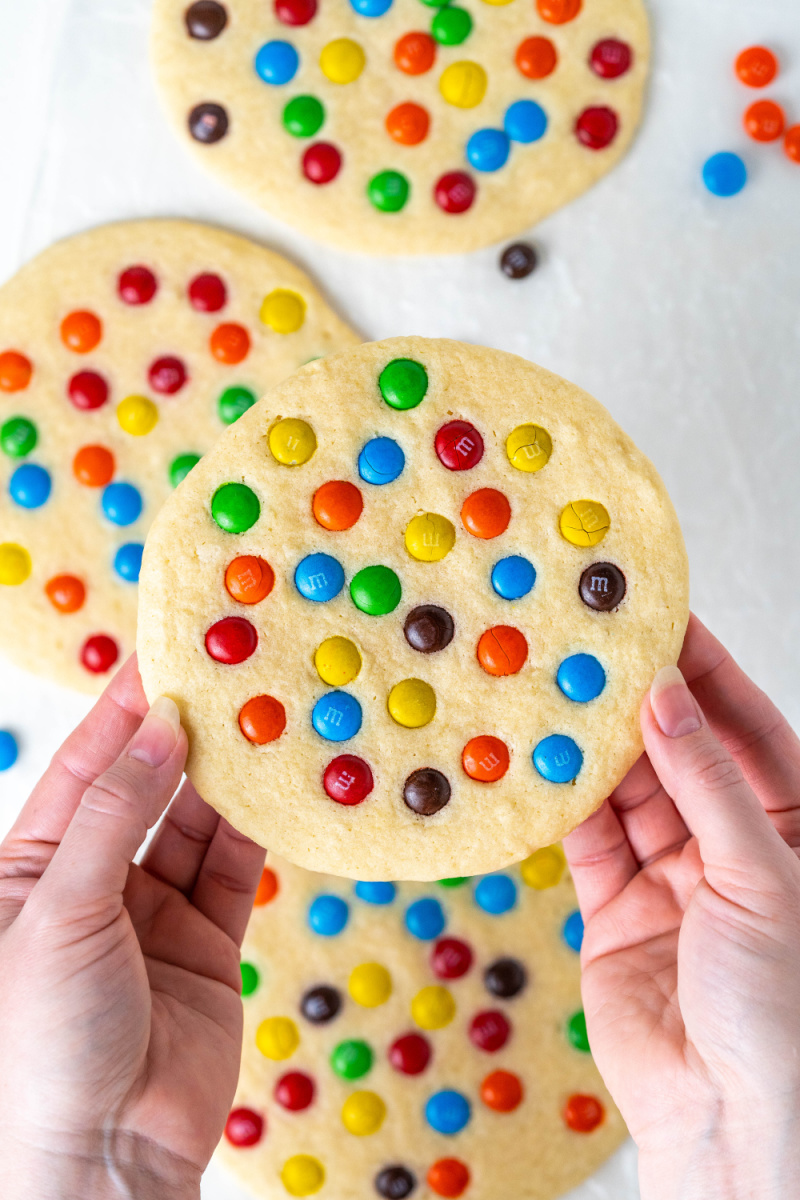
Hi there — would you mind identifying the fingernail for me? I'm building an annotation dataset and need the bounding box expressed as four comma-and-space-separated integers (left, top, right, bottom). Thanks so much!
650, 666, 702, 738
128, 696, 181, 767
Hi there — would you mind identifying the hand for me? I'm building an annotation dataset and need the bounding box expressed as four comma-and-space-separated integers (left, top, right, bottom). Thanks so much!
0, 657, 265, 1200
563, 615, 800, 1200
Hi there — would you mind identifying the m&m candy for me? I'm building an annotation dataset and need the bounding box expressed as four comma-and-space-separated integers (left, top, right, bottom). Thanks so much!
0, 730, 19, 771
323, 754, 374, 805
358, 437, 405, 485
312, 691, 363, 741
296, 553, 345, 602
206, 616, 258, 664
474, 875, 517, 915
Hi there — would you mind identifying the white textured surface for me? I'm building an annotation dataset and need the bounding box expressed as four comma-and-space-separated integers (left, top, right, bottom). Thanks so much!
0, 0, 798, 1196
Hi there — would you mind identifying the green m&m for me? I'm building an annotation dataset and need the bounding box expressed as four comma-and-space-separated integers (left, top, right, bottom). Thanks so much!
438, 877, 469, 888
240, 962, 260, 997
432, 6, 473, 46
169, 453, 201, 488
211, 482, 260, 533
379, 359, 428, 411
368, 170, 410, 214
218, 386, 257, 426
350, 565, 401, 615
331, 1039, 373, 1080
1, 416, 37, 458
566, 1009, 590, 1053
283, 95, 325, 138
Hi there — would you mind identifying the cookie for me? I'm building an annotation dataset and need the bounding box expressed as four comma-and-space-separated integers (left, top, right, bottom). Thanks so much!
137, 337, 689, 880
151, 0, 650, 254
217, 851, 626, 1200
0, 220, 358, 692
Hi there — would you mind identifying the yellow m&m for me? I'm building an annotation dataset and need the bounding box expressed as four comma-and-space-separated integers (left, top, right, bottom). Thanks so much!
439, 61, 487, 108
405, 512, 455, 562
560, 500, 610, 547
320, 38, 365, 84
520, 844, 566, 889
506, 423, 552, 472
117, 395, 158, 436
388, 678, 436, 728
0, 542, 31, 586
281, 1156, 325, 1197
341, 1090, 386, 1136
315, 636, 361, 687
261, 289, 306, 334
269, 418, 317, 466
412, 985, 455, 1030
256, 1016, 299, 1060
349, 962, 392, 1008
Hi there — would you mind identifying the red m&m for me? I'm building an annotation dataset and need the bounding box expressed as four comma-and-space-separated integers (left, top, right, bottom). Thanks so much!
188, 272, 227, 312
435, 172, 476, 214
275, 1071, 315, 1111
303, 143, 342, 185
435, 421, 484, 471
148, 355, 188, 394
118, 265, 158, 305
590, 39, 632, 78
469, 1010, 510, 1052
431, 937, 473, 980
81, 634, 118, 674
68, 370, 109, 411
575, 107, 619, 150
275, 0, 317, 25
224, 1107, 264, 1147
389, 1032, 431, 1075
323, 754, 374, 805
205, 616, 258, 664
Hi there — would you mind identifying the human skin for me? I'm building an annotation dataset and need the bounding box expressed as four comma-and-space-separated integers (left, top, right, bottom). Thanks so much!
1, 618, 799, 1199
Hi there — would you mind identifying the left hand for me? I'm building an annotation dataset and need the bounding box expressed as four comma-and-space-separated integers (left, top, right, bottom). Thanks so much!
0, 656, 265, 1200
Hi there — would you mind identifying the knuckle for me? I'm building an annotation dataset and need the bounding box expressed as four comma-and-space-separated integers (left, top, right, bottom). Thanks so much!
81, 764, 145, 822
687, 741, 744, 793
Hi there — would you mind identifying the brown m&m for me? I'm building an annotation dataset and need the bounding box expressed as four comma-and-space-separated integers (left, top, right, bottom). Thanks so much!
403, 768, 451, 815
579, 562, 626, 611
403, 605, 454, 653
185, 0, 228, 39
189, 102, 229, 143
500, 242, 538, 279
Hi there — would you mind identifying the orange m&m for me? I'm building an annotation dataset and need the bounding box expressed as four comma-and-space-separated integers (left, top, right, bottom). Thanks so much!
254, 866, 279, 906
394, 32, 436, 75
73, 445, 115, 487
735, 46, 778, 88
785, 125, 800, 163
60, 310, 102, 353
744, 100, 785, 142
515, 36, 557, 79
225, 555, 275, 604
210, 322, 251, 364
481, 1069, 523, 1112
313, 480, 363, 531
239, 695, 287, 745
564, 1093, 604, 1132
536, 0, 581, 24
0, 350, 33, 392
45, 574, 86, 614
427, 1159, 470, 1199
461, 489, 511, 539
477, 626, 528, 677
386, 102, 430, 146
462, 735, 509, 782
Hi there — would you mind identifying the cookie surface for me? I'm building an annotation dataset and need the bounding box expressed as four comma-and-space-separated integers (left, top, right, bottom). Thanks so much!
0, 220, 357, 691
138, 337, 688, 880
218, 851, 626, 1200
151, 0, 649, 254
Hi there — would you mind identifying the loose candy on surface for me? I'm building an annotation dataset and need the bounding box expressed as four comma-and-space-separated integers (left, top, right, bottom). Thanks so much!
702, 152, 747, 197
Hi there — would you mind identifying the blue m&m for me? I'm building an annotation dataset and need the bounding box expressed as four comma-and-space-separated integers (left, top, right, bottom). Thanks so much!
702, 152, 747, 197
349, 0, 392, 13
475, 874, 517, 915
113, 542, 144, 583
563, 910, 584, 952
9, 463, 51, 509
405, 897, 446, 940
358, 437, 405, 485
505, 100, 548, 144
0, 730, 19, 771
308, 894, 349, 936
102, 482, 142, 526
425, 1090, 471, 1135
466, 128, 510, 173
557, 654, 606, 703
255, 40, 299, 85
312, 691, 362, 741
491, 555, 536, 600
533, 734, 583, 783
355, 881, 396, 905
295, 552, 345, 602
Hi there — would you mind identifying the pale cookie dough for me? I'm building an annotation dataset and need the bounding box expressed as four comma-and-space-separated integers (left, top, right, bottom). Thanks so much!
137, 337, 689, 880
151, 0, 650, 255
0, 219, 358, 692
217, 850, 627, 1200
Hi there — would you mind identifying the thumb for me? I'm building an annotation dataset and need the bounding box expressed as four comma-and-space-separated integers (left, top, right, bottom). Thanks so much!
33, 697, 187, 920
642, 666, 794, 895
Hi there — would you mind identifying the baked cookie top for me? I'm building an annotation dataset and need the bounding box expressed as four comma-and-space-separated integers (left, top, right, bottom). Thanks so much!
151, 0, 650, 254
0, 220, 357, 692
138, 338, 689, 879
217, 851, 627, 1200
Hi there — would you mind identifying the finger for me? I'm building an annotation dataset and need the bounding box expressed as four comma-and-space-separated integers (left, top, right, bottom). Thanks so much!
0, 655, 147, 884
643, 666, 797, 902
140, 778, 221, 895
563, 798, 638, 923
609, 752, 690, 867
680, 614, 800, 843
190, 819, 266, 946
31, 698, 187, 923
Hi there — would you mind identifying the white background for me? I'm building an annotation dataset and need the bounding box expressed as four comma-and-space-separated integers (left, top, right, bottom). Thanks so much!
0, 0, 798, 1196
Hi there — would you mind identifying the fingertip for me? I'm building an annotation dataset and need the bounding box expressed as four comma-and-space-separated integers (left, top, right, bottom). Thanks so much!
648, 666, 703, 740
128, 696, 185, 769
